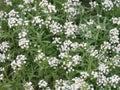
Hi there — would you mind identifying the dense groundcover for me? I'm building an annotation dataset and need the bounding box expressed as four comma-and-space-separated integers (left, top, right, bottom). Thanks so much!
0, 0, 120, 90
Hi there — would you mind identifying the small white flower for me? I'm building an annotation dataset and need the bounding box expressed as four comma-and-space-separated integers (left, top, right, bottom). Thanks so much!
48, 57, 59, 68
0, 74, 4, 80
64, 22, 78, 38
23, 0, 34, 4
114, 0, 120, 7
101, 41, 111, 50
38, 80, 48, 88
32, 16, 44, 28
89, 1, 98, 8
108, 75, 120, 88
0, 53, 6, 62
98, 63, 109, 74
87, 19, 94, 25
111, 17, 120, 25
4, 0, 12, 6
24, 82, 34, 90
8, 10, 19, 18
80, 72, 89, 79
18, 29, 28, 39
34, 50, 45, 62
0, 41, 9, 52
49, 21, 63, 35
11, 54, 27, 72
102, 0, 113, 11
96, 25, 102, 29
18, 38, 30, 49
39, 0, 56, 13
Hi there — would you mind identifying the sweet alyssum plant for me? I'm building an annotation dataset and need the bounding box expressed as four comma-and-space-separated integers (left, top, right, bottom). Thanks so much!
0, 0, 120, 90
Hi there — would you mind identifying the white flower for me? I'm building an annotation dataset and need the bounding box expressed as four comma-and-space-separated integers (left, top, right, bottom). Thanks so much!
18, 38, 30, 49
90, 49, 98, 57
18, 29, 28, 39
48, 57, 59, 68
0, 11, 7, 20
38, 80, 48, 88
11, 54, 27, 72
0, 74, 4, 80
58, 52, 68, 59
0, 41, 9, 52
72, 77, 93, 90
91, 71, 98, 78
80, 72, 89, 79
64, 22, 78, 38
89, 1, 98, 8
115, 44, 120, 53
96, 25, 102, 29
70, 42, 79, 51
109, 28, 119, 44
114, 0, 120, 7
87, 19, 94, 25
101, 41, 111, 50
8, 17, 23, 28
34, 50, 45, 62
109, 28, 119, 36
62, 0, 81, 19
112, 55, 120, 67
110, 35, 119, 44
0, 67, 4, 71
60, 40, 72, 52
97, 74, 108, 86
32, 16, 44, 28
23, 0, 34, 4
18, 4, 24, 9
111, 17, 120, 25
8, 10, 19, 18
55, 79, 71, 90
24, 82, 34, 90
4, 0, 12, 6
39, 0, 56, 13
98, 63, 109, 74
102, 0, 113, 11
49, 21, 63, 35
108, 75, 120, 88
0, 53, 6, 62
72, 55, 82, 66
85, 31, 92, 39
52, 37, 61, 45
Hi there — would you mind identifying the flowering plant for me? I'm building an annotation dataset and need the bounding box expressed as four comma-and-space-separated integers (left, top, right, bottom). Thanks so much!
0, 0, 120, 90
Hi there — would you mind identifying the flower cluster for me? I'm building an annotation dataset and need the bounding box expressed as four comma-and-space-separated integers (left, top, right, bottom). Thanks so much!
61, 53, 82, 73
23, 0, 34, 4
109, 28, 119, 44
64, 21, 78, 38
111, 17, 120, 25
38, 80, 48, 88
102, 0, 113, 11
8, 10, 23, 28
18, 29, 30, 49
34, 50, 45, 62
49, 20, 63, 35
32, 16, 44, 28
89, 1, 98, 8
114, 0, 120, 7
55, 77, 94, 90
62, 0, 81, 19
48, 57, 59, 68
24, 82, 34, 90
39, 0, 56, 13
0, 41, 9, 53
11, 54, 27, 72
